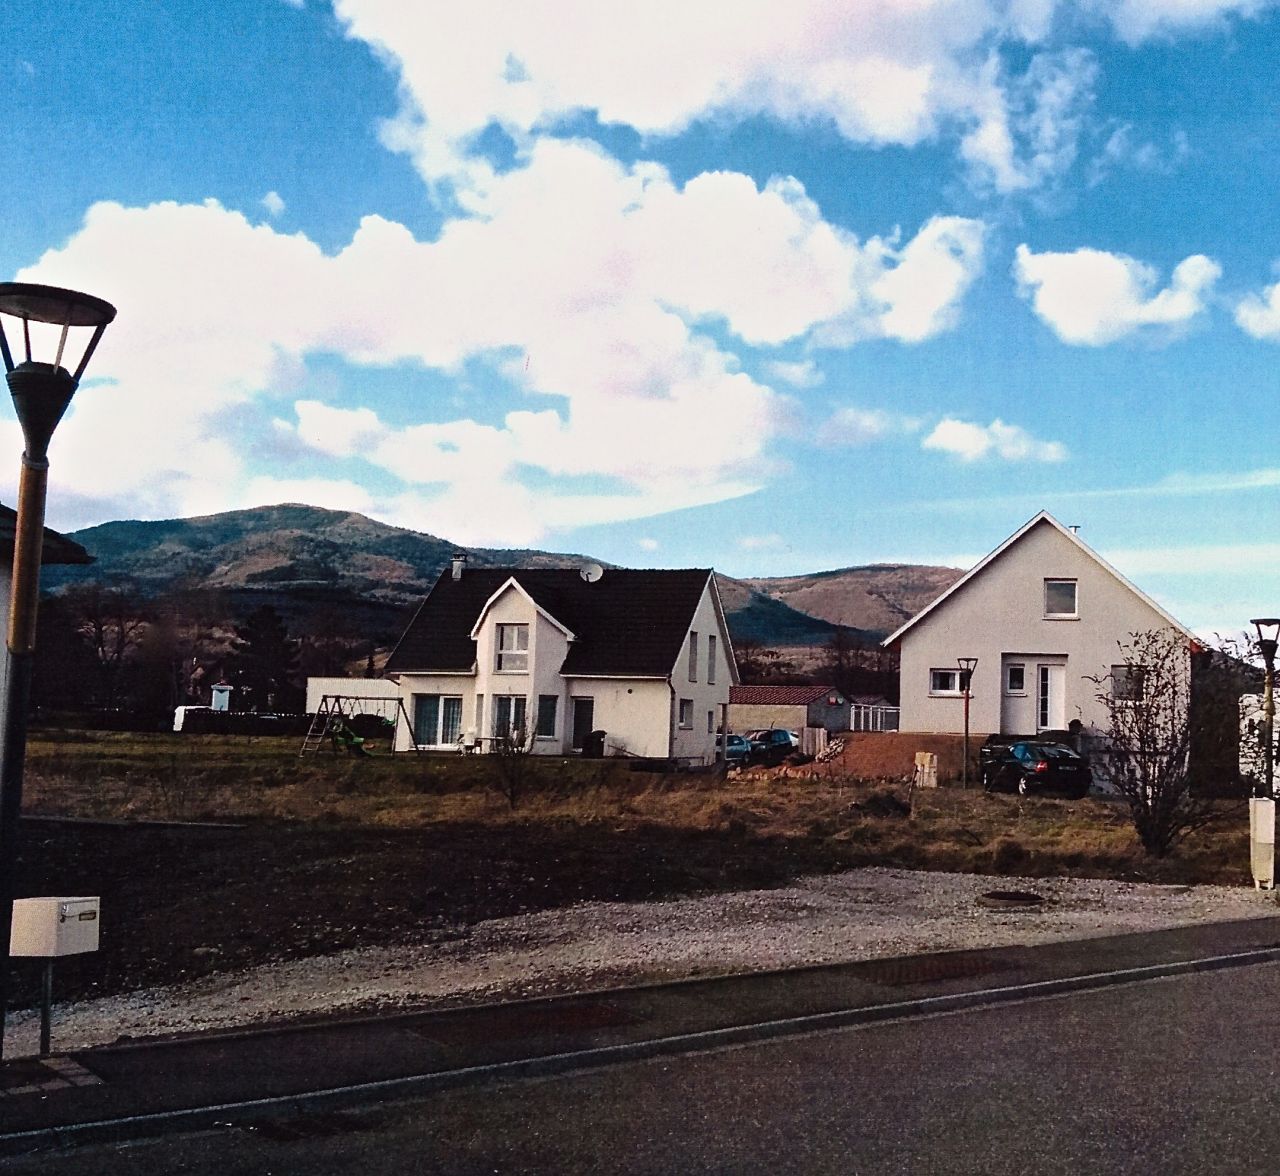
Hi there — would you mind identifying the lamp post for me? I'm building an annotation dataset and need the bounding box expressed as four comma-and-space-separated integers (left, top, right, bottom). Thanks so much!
1249, 619, 1279, 892
958, 656, 978, 789
0, 282, 115, 1059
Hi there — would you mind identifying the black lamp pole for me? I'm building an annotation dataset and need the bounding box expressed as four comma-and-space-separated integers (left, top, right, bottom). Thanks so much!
0, 283, 114, 1061
1252, 619, 1280, 801
958, 657, 978, 789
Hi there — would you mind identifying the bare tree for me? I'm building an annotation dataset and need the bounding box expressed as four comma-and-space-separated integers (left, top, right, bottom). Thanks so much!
490, 726, 537, 811
1089, 627, 1225, 857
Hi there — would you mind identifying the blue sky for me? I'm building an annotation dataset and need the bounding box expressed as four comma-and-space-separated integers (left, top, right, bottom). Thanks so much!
4, 0, 1280, 633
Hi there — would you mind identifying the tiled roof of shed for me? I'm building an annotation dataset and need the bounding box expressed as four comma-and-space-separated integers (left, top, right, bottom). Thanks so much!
386, 567, 713, 678
729, 685, 840, 705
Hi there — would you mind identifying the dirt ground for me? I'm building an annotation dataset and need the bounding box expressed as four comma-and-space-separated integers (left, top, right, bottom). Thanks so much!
11, 814, 876, 1009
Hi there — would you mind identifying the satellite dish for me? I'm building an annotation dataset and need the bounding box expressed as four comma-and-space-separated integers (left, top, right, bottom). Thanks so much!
580, 562, 604, 583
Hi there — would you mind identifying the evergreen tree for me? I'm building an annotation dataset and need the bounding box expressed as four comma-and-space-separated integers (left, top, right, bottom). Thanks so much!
229, 605, 301, 712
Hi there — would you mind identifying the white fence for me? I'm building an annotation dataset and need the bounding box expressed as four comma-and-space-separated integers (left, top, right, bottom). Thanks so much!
851, 704, 900, 732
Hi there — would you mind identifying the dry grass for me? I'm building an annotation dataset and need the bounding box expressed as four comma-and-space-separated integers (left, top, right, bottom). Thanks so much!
20, 729, 1254, 885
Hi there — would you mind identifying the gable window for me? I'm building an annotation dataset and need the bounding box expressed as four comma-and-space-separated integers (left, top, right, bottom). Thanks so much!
1044, 579, 1078, 618
688, 631, 698, 682
536, 694, 558, 738
496, 623, 529, 671
707, 635, 717, 685
930, 668, 962, 695
678, 698, 693, 728
1112, 664, 1146, 703
1005, 664, 1026, 695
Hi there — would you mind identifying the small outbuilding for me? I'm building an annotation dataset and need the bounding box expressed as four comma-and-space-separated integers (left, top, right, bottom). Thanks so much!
727, 684, 849, 734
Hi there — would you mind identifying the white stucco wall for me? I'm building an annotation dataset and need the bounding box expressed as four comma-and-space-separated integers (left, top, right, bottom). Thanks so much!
668, 584, 734, 763
896, 521, 1187, 736
392, 672, 476, 751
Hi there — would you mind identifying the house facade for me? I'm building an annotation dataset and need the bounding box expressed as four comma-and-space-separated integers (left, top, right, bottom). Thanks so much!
884, 512, 1195, 737
727, 685, 849, 734
385, 561, 737, 762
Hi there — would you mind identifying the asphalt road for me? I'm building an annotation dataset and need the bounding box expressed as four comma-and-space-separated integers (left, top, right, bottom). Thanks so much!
16, 961, 1280, 1174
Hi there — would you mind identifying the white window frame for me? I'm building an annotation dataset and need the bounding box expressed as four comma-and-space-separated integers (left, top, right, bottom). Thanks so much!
929, 668, 962, 696
1005, 664, 1026, 695
412, 693, 465, 747
495, 623, 529, 671
1044, 579, 1078, 619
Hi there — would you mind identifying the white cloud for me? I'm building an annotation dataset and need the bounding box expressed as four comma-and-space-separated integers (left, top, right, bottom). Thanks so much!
638, 537, 659, 552
762, 359, 823, 388
332, 0, 1106, 201
1013, 243, 1220, 344
1090, 0, 1276, 44
1235, 276, 1280, 340
261, 190, 286, 217
238, 476, 376, 514
922, 417, 1067, 461
819, 407, 922, 447
1087, 124, 1189, 186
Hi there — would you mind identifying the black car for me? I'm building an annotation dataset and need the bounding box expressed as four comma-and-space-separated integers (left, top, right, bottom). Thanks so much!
980, 738, 1091, 798
745, 728, 799, 765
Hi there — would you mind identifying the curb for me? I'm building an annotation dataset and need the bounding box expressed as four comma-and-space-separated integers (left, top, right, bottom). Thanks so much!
3, 941, 1279, 1158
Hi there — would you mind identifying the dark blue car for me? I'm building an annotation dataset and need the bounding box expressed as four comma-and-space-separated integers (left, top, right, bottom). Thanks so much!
980, 739, 1091, 798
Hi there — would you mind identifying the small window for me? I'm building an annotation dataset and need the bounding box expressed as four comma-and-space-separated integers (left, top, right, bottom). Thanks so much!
678, 698, 693, 728
688, 631, 698, 682
707, 710, 715, 733
536, 694, 558, 738
496, 623, 529, 671
707, 635, 717, 685
930, 668, 961, 695
1005, 664, 1026, 695
1112, 665, 1146, 703
1044, 579, 1078, 618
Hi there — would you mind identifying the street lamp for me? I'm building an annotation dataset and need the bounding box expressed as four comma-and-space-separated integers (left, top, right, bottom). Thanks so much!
0, 282, 115, 1059
1249, 619, 1280, 892
958, 656, 978, 789
1251, 619, 1279, 799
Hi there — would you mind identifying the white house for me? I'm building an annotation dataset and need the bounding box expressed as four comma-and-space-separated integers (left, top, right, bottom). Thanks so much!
884, 512, 1196, 737
385, 560, 738, 761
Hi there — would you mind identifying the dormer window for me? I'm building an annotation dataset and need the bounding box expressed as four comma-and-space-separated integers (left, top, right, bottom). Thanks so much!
496, 623, 528, 671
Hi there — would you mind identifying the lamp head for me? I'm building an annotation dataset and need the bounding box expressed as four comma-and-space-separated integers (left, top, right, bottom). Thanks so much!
0, 282, 116, 461
1252, 618, 1280, 667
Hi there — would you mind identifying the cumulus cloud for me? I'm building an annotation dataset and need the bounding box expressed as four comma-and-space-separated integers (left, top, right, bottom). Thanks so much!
922, 417, 1067, 461
762, 359, 824, 388
1234, 276, 1280, 340
1087, 124, 1189, 186
1013, 243, 1220, 344
1089, 0, 1276, 44
332, 0, 1111, 201
261, 190, 286, 217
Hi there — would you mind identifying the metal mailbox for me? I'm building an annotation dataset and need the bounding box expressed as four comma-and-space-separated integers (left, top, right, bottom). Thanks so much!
10, 896, 100, 958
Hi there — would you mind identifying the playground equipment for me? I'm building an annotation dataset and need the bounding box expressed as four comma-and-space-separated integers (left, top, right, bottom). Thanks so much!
300, 694, 417, 757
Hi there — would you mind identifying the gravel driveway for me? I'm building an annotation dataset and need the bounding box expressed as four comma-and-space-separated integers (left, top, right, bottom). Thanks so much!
9, 866, 1273, 1059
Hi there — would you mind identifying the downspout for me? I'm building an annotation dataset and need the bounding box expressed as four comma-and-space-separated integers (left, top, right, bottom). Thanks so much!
668, 678, 676, 760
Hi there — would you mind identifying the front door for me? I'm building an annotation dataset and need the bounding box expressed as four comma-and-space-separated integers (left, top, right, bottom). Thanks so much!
1037, 663, 1066, 731
571, 697, 594, 750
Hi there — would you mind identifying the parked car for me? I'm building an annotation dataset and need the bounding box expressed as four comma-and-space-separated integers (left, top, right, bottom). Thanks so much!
745, 728, 799, 764
980, 737, 1091, 798
717, 733, 753, 766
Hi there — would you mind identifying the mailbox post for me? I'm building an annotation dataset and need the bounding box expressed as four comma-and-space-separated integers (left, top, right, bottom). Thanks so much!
10, 896, 99, 1057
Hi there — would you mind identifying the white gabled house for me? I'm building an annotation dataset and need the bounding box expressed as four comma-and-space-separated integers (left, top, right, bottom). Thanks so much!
385, 559, 738, 761
884, 512, 1197, 737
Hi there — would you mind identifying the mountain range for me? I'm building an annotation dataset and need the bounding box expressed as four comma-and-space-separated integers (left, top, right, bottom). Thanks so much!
45, 504, 963, 653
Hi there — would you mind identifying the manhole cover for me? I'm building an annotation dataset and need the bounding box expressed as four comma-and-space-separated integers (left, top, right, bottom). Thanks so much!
977, 890, 1045, 910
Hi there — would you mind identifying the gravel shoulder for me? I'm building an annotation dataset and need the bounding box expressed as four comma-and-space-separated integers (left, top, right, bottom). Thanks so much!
10, 866, 1272, 1059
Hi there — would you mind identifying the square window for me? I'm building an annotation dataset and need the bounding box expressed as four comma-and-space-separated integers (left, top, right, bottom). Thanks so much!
1044, 579, 1078, 618
1005, 664, 1026, 694
1112, 664, 1146, 703
930, 668, 961, 694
